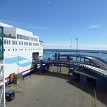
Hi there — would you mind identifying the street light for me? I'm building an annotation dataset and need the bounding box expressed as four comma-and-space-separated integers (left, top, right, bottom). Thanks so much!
76, 38, 78, 61
76, 38, 78, 55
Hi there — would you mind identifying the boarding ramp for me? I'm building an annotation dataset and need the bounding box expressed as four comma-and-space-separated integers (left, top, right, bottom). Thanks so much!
33, 54, 107, 90
52, 53, 107, 78
34, 57, 107, 78
86, 56, 107, 70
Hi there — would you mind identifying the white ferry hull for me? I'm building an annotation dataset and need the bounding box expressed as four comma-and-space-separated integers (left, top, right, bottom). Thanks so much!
0, 22, 43, 84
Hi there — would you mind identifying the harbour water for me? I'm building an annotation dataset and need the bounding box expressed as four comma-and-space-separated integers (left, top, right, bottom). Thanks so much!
43, 49, 107, 61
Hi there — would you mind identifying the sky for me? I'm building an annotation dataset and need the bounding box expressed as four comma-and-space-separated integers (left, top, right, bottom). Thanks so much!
0, 0, 107, 50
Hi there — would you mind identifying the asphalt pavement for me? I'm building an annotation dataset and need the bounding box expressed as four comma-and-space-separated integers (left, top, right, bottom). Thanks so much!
6, 66, 106, 107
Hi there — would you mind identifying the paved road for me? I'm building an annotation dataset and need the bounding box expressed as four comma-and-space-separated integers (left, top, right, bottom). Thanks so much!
6, 66, 105, 107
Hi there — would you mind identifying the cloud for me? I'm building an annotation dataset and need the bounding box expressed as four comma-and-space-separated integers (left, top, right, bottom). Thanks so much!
88, 25, 100, 29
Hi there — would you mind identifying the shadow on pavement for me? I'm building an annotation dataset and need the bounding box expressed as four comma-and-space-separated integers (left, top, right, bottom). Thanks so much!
33, 70, 107, 106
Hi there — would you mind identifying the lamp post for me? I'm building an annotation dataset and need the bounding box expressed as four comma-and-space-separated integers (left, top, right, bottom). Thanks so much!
76, 38, 78, 61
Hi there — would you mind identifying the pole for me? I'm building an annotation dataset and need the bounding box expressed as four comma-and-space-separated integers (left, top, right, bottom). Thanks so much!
76, 38, 78, 55
76, 38, 78, 61
94, 88, 98, 107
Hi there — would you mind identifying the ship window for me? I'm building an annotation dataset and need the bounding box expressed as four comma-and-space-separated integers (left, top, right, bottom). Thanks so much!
17, 34, 22, 39
33, 43, 39, 46
29, 42, 32, 46
4, 49, 5, 51
4, 40, 6, 44
7, 40, 8, 44
24, 42, 28, 45
19, 42, 21, 45
8, 49, 10, 51
17, 34, 39, 42
9, 40, 10, 45
34, 38, 38, 42
12, 41, 16, 45
19, 41, 23, 45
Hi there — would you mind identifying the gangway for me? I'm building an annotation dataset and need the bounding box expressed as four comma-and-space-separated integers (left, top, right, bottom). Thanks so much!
33, 53, 107, 90
35, 53, 107, 79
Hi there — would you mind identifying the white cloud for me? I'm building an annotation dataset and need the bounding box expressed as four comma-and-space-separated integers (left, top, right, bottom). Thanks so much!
88, 25, 100, 29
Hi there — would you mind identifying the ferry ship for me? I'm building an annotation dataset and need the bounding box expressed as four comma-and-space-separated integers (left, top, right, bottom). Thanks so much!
0, 22, 43, 84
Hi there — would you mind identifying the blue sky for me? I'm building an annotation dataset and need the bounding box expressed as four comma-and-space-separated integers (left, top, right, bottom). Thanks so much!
0, 0, 107, 50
